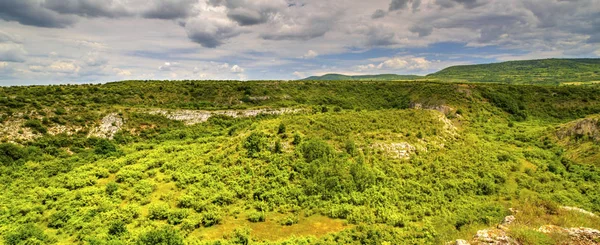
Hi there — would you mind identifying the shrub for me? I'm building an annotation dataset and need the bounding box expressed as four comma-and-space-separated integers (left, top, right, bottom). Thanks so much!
93, 139, 117, 155
168, 209, 189, 225
279, 214, 299, 226
108, 221, 127, 236
0, 143, 25, 165
292, 133, 302, 145
300, 139, 334, 163
23, 120, 47, 134
344, 139, 356, 156
148, 203, 170, 220
106, 182, 118, 195
278, 123, 286, 134
4, 224, 53, 245
201, 210, 222, 227
247, 211, 265, 222
47, 210, 70, 228
243, 132, 268, 158
137, 227, 184, 245
230, 228, 250, 245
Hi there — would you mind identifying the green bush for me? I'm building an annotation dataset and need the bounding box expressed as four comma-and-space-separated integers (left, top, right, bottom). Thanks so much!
137, 227, 184, 245
23, 120, 47, 134
201, 209, 222, 227
108, 221, 127, 236
247, 211, 265, 222
148, 203, 170, 220
243, 132, 268, 158
299, 139, 334, 163
4, 224, 54, 245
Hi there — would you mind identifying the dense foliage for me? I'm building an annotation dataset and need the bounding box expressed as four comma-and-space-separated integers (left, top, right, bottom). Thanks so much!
428, 58, 600, 85
1, 80, 600, 244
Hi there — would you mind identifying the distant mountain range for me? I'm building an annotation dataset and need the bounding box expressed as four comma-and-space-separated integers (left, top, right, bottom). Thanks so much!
301, 58, 600, 85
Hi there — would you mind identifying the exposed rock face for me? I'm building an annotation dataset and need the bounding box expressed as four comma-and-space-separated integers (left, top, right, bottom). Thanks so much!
501, 215, 516, 225
374, 142, 416, 159
557, 117, 599, 141
472, 228, 516, 245
148, 108, 300, 125
410, 103, 458, 136
0, 119, 37, 142
410, 103, 454, 115
89, 113, 123, 139
538, 225, 600, 245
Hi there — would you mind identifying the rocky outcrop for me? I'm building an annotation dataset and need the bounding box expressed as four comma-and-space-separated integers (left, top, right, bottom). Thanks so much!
410, 103, 454, 115
538, 225, 600, 245
88, 113, 123, 139
373, 142, 417, 159
448, 209, 600, 245
148, 108, 300, 125
556, 116, 599, 141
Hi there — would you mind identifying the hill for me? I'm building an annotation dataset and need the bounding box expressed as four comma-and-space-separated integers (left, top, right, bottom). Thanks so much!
428, 58, 600, 85
1, 80, 600, 244
301, 73, 422, 81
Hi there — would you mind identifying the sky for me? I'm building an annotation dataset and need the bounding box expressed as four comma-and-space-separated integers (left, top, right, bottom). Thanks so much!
0, 0, 599, 85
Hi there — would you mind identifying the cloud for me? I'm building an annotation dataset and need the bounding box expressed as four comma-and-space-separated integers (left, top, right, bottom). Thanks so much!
357, 57, 432, 72
0, 0, 75, 28
388, 0, 421, 12
141, 0, 197, 19
0, 43, 27, 62
29, 61, 81, 74
300, 50, 318, 59
43, 0, 131, 18
436, 0, 486, 9
0, 31, 22, 43
83, 52, 108, 67
230, 64, 244, 73
292, 71, 305, 78
113, 68, 132, 76
371, 9, 387, 19
185, 13, 242, 48
260, 2, 341, 41
355, 25, 399, 47
159, 62, 178, 71
409, 24, 433, 37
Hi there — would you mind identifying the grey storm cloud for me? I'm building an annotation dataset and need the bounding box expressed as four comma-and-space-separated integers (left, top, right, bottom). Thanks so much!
388, 0, 421, 12
0, 0, 196, 28
226, 8, 268, 26
435, 0, 486, 9
409, 24, 433, 37
43, 0, 131, 18
142, 0, 197, 19
211, 0, 285, 26
371, 9, 387, 19
0, 0, 75, 28
185, 16, 242, 48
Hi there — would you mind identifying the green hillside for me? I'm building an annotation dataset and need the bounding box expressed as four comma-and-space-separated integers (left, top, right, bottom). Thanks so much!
302, 74, 422, 81
1, 80, 600, 244
428, 58, 600, 85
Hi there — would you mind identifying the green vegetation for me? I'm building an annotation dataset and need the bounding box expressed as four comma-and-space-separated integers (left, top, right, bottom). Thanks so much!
1, 78, 600, 244
428, 58, 600, 85
300, 59, 600, 85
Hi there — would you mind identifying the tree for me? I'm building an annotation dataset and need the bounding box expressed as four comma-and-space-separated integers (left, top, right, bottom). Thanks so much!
278, 123, 286, 134
137, 227, 184, 245
243, 132, 267, 158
